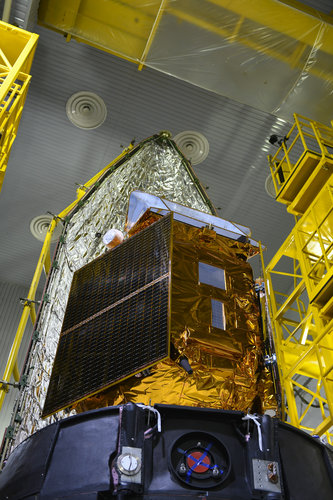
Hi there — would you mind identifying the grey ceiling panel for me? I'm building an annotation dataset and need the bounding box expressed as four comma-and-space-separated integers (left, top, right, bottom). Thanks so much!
0, 24, 295, 288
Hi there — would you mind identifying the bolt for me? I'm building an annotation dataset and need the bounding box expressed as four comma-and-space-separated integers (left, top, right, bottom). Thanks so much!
159, 130, 171, 139
179, 463, 187, 475
264, 353, 277, 366
212, 466, 220, 477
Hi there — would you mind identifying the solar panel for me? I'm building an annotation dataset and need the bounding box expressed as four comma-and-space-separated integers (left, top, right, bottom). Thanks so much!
42, 214, 172, 417
62, 214, 171, 332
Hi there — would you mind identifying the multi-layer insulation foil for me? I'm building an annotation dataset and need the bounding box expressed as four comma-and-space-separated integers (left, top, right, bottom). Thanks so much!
72, 207, 276, 414
11, 136, 213, 449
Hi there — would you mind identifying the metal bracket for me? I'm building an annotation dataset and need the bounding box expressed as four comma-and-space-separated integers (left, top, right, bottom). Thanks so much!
14, 413, 23, 423
255, 282, 265, 293
19, 374, 28, 388
75, 182, 89, 192
20, 297, 40, 306
0, 380, 10, 392
0, 374, 28, 391
5, 426, 14, 440
264, 353, 277, 366
252, 459, 281, 493
43, 293, 50, 303
0, 380, 20, 390
46, 211, 69, 224
32, 330, 40, 341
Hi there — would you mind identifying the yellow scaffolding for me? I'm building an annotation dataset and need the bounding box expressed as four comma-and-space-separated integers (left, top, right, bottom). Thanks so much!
264, 115, 333, 443
0, 21, 38, 192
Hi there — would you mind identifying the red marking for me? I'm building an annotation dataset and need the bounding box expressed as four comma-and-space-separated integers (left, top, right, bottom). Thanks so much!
186, 451, 211, 473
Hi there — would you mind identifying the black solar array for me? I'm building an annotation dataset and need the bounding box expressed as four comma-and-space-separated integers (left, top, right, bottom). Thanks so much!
42, 214, 172, 417
62, 214, 171, 332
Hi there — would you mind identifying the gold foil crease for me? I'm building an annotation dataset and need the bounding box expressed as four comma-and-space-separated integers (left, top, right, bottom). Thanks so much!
76, 216, 277, 414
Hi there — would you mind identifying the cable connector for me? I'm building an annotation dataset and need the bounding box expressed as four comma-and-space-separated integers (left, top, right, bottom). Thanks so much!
264, 353, 277, 366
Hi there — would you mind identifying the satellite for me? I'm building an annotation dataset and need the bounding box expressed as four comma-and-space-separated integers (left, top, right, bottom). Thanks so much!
43, 192, 274, 418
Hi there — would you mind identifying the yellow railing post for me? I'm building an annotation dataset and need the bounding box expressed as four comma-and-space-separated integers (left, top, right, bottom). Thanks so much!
285, 378, 299, 427
294, 113, 308, 151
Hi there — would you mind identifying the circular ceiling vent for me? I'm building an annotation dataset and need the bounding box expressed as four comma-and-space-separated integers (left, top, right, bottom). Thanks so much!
66, 91, 107, 130
265, 173, 276, 198
173, 131, 209, 165
30, 214, 63, 242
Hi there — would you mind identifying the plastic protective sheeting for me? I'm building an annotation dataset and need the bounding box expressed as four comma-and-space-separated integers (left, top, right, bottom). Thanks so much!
76, 217, 277, 414
126, 190, 252, 236
38, 0, 333, 124
125, 190, 262, 251
146, 0, 333, 124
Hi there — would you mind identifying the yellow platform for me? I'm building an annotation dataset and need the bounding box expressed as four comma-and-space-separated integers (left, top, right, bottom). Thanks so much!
270, 114, 333, 214
276, 153, 333, 215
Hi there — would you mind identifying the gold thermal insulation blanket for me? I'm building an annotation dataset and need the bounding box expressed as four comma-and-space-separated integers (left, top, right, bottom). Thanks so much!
76, 217, 276, 414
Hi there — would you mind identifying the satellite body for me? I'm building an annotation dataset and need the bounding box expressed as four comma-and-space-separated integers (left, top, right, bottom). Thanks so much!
42, 192, 275, 417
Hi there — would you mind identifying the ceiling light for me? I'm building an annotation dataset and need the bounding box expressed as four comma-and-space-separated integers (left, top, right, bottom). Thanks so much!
265, 174, 276, 198
30, 214, 63, 242
173, 131, 209, 165
66, 91, 107, 129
